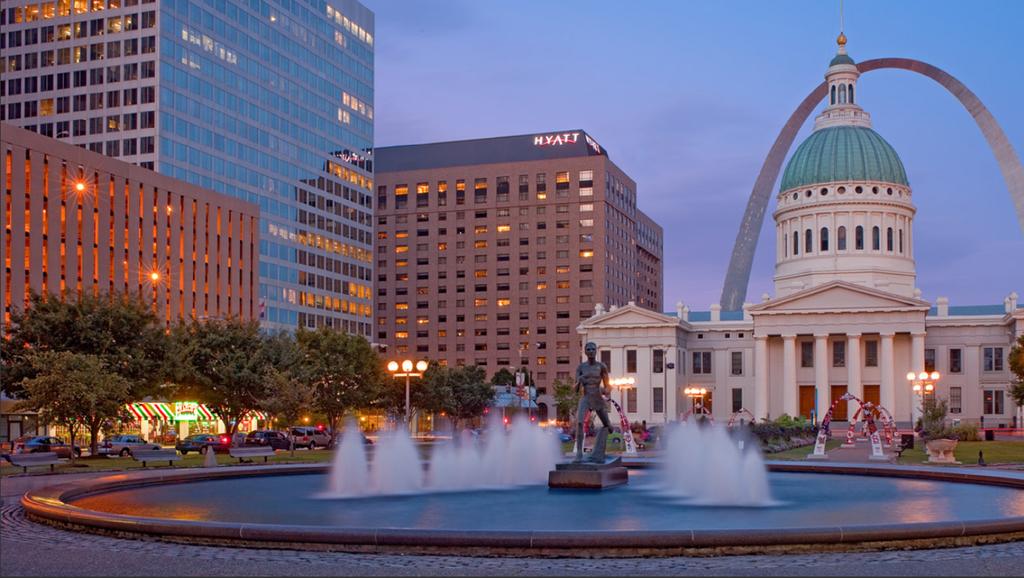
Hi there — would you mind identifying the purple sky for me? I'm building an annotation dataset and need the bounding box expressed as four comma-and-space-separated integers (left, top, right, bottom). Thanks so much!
365, 0, 1024, 312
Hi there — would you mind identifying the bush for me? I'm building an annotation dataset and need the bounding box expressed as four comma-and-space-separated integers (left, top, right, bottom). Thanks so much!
952, 423, 980, 442
917, 397, 959, 441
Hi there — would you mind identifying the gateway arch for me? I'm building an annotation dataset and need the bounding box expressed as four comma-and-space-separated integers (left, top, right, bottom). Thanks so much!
720, 57, 1024, 312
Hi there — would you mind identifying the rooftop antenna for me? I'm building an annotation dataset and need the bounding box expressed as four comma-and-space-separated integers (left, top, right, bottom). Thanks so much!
836, 0, 848, 52
840, 0, 845, 34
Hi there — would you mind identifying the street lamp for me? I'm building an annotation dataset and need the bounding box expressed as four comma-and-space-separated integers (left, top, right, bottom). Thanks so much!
906, 370, 940, 427
387, 359, 429, 431
684, 386, 708, 414
609, 377, 636, 416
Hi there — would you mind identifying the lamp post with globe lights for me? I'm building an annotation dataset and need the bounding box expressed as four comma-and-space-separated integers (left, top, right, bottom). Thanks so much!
684, 386, 708, 415
907, 370, 940, 426
387, 359, 429, 432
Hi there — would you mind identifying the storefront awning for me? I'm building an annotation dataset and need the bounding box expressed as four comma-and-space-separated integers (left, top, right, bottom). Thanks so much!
123, 403, 269, 422
126, 402, 174, 421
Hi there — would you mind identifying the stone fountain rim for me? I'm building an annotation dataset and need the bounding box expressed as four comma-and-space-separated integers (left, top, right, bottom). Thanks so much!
20, 462, 1024, 556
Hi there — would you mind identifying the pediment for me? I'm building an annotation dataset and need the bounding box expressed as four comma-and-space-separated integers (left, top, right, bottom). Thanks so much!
579, 304, 679, 328
751, 281, 931, 314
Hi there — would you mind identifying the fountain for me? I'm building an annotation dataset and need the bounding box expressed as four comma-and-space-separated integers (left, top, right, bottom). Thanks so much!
655, 421, 773, 506
323, 414, 560, 498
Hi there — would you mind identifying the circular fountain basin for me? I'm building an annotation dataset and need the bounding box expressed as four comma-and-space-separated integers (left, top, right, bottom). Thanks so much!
22, 463, 1024, 555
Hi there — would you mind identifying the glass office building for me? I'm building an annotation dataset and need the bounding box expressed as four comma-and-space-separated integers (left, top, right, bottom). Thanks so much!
0, 0, 375, 333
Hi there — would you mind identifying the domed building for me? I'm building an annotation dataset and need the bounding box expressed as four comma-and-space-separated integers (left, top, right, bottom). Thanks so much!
578, 36, 1022, 435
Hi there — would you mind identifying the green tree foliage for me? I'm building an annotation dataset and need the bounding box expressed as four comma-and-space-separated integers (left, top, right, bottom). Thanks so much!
917, 397, 957, 441
417, 364, 494, 430
490, 367, 515, 386
169, 317, 271, 439
1, 292, 168, 400
552, 377, 581, 423
259, 332, 311, 435
295, 327, 385, 434
1009, 335, 1024, 411
17, 352, 131, 459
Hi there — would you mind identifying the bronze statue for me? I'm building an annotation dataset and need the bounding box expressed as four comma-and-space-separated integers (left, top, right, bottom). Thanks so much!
574, 341, 612, 463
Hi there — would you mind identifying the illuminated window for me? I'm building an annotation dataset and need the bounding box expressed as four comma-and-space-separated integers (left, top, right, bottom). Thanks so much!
475, 270, 488, 278
474, 240, 487, 249
497, 298, 511, 307
395, 245, 409, 253
437, 242, 447, 251
396, 303, 409, 310
580, 204, 594, 212
395, 230, 409, 238
416, 316, 429, 325
496, 224, 511, 233
475, 225, 488, 234
474, 298, 488, 307
579, 250, 594, 258
579, 219, 593, 227
395, 331, 409, 339
536, 282, 547, 290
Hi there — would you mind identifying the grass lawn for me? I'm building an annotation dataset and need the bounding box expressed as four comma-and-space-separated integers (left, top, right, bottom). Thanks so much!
768, 440, 841, 461
895, 441, 1024, 465
1, 445, 434, 477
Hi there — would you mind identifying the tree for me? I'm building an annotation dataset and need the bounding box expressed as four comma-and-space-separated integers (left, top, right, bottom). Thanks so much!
169, 317, 271, 441
1010, 335, 1024, 421
17, 352, 131, 460
552, 377, 581, 423
295, 327, 385, 436
447, 366, 494, 430
1, 291, 168, 400
490, 368, 515, 387
416, 364, 493, 431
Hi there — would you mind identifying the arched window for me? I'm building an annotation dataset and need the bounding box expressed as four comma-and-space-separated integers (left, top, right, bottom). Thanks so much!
855, 226, 864, 250
899, 229, 904, 253
830, 85, 836, 105
837, 226, 847, 250
793, 231, 800, 255
805, 229, 813, 253
820, 227, 829, 251
886, 227, 894, 251
848, 84, 854, 103
839, 83, 847, 104
872, 226, 881, 250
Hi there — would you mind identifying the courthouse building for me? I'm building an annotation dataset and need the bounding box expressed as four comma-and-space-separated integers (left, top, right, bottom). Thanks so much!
374, 131, 664, 419
579, 40, 1023, 429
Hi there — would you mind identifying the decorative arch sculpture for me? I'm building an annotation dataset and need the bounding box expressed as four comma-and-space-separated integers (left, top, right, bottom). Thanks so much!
721, 58, 1024, 311
845, 402, 897, 448
680, 402, 714, 424
727, 408, 755, 428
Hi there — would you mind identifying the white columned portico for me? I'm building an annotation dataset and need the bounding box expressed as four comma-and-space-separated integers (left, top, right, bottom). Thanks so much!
754, 336, 769, 420
782, 334, 797, 417
814, 334, 830, 421
910, 332, 927, 424
880, 332, 896, 416
847, 333, 862, 403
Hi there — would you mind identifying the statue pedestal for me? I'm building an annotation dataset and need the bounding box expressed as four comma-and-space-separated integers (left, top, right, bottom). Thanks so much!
548, 457, 628, 489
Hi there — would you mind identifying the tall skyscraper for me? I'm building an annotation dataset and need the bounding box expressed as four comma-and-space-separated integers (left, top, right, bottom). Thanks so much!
0, 0, 374, 333
374, 130, 664, 419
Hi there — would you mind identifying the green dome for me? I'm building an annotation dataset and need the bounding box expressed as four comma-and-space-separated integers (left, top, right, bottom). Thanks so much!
781, 126, 908, 191
829, 53, 855, 66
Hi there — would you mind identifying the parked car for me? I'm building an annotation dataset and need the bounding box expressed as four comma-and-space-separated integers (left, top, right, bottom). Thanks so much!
12, 436, 82, 458
98, 434, 162, 457
288, 426, 331, 449
156, 430, 179, 445
175, 433, 231, 455
244, 430, 291, 450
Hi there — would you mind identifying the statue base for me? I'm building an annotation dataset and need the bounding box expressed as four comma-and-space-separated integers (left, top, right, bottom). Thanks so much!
548, 457, 628, 489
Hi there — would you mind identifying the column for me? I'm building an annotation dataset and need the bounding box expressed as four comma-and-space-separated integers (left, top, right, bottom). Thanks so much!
911, 332, 926, 374
782, 335, 797, 417
665, 346, 678, 423
754, 336, 769, 420
847, 333, 862, 402
814, 334, 830, 422
910, 332, 926, 425
880, 332, 896, 416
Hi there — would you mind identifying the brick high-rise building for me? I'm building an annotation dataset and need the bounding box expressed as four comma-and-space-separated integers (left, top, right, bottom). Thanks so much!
374, 130, 663, 419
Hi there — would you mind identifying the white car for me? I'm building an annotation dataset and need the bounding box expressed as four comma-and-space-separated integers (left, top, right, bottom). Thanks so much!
288, 426, 331, 449
98, 434, 162, 457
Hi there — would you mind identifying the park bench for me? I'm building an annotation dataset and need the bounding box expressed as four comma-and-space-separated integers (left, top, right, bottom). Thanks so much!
229, 446, 276, 463
132, 449, 182, 467
6, 452, 60, 474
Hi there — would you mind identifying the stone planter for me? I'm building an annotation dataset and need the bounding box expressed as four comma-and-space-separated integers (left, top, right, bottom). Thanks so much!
924, 438, 960, 464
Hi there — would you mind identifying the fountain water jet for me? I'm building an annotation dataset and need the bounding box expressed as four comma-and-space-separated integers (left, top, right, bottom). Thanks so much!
655, 421, 773, 506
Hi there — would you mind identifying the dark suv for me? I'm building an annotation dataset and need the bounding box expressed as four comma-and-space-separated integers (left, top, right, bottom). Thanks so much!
244, 430, 291, 450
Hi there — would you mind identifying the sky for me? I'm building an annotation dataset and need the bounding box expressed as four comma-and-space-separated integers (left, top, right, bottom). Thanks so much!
363, 0, 1024, 312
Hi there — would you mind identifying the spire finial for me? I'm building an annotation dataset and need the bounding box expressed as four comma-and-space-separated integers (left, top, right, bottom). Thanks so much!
836, 0, 847, 53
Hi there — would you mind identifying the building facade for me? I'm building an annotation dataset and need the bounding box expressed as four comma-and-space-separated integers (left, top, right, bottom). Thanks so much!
2, 122, 260, 324
374, 131, 664, 419
0, 0, 374, 333
579, 38, 1023, 429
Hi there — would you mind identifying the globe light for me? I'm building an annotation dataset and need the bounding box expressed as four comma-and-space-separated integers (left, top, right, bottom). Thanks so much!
415, 360, 428, 372
918, 371, 929, 381
74, 181, 86, 193
925, 383, 934, 392
913, 384, 922, 392
149, 271, 160, 282
401, 359, 413, 372
906, 371, 917, 381
930, 371, 941, 381
387, 361, 399, 372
